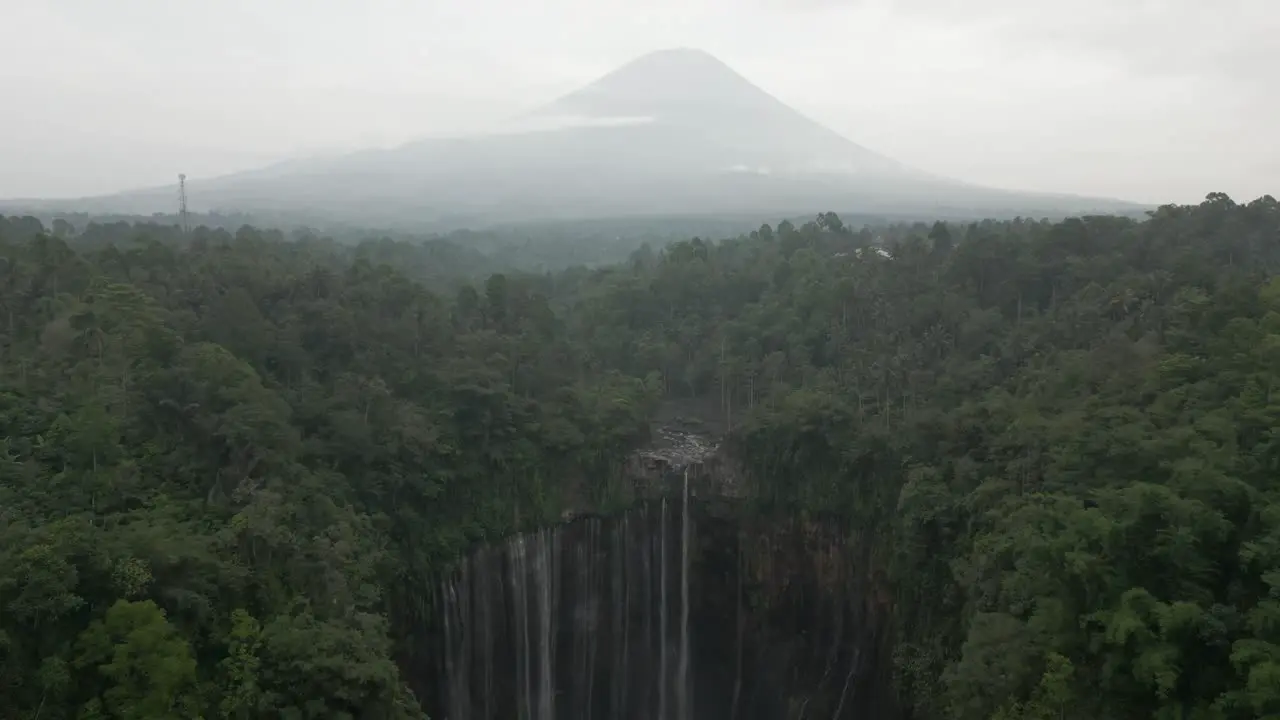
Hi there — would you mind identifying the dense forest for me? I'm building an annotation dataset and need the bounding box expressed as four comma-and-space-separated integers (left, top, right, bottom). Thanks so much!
10, 207, 1103, 276
2, 192, 1280, 719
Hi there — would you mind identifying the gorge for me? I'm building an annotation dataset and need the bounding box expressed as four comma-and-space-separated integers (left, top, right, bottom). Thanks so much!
414, 431, 899, 720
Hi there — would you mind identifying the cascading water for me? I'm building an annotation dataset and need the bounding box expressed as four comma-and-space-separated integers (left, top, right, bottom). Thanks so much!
437, 493, 693, 720
678, 469, 691, 720
660, 497, 669, 720
431, 480, 895, 720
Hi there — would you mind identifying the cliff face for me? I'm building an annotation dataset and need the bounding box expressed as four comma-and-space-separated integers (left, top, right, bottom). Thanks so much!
412, 429, 900, 720
422, 498, 897, 720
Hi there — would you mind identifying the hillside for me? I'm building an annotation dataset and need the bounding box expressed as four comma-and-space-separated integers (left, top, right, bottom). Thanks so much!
2, 193, 1279, 718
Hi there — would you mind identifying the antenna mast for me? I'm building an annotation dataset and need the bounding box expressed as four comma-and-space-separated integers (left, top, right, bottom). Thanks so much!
178, 173, 189, 233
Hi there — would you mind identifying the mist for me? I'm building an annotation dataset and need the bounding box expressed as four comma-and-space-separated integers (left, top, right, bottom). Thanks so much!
2, 0, 1275, 207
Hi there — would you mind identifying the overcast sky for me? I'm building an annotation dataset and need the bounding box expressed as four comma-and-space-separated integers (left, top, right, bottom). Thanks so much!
2, 0, 1275, 204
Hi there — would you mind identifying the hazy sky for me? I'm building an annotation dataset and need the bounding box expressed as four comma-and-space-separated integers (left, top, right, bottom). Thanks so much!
3, 0, 1275, 204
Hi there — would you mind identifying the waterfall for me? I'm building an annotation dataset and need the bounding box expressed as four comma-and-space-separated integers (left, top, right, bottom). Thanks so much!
677, 469, 691, 720
659, 498, 668, 719
432, 496, 889, 720
437, 500, 694, 720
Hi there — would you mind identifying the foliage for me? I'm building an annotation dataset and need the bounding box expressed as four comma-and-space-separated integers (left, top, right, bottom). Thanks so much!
3, 191, 1279, 718
0, 216, 656, 718
551, 193, 1280, 719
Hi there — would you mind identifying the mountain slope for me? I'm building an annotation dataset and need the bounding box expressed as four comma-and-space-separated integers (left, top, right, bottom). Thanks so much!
10, 48, 1143, 225
516, 47, 912, 177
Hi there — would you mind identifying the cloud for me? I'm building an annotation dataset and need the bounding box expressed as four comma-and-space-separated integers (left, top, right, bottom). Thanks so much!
880, 0, 1278, 83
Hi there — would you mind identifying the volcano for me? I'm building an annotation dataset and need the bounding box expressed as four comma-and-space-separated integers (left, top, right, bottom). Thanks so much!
15, 48, 1141, 225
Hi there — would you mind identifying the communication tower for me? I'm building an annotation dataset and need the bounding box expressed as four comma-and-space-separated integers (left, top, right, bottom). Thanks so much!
178, 173, 189, 233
